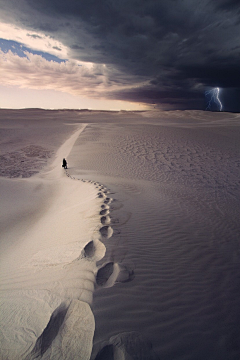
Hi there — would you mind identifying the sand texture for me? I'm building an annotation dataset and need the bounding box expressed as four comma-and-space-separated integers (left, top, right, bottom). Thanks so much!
1, 109, 240, 359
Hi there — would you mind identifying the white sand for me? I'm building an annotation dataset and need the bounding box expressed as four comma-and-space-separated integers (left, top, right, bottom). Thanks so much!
0, 123, 106, 359
1, 109, 240, 360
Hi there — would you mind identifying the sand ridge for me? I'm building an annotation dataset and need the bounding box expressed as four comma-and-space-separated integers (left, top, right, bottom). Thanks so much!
0, 124, 116, 359
0, 121, 137, 359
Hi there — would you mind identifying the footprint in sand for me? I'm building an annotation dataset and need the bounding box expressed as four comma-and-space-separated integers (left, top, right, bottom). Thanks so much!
81, 240, 95, 258
101, 204, 109, 210
100, 216, 107, 225
99, 225, 113, 239
96, 262, 114, 286
116, 264, 135, 283
96, 262, 134, 287
104, 197, 111, 204
100, 216, 111, 225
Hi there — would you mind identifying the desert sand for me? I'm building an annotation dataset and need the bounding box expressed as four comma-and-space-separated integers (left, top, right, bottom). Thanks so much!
0, 109, 240, 359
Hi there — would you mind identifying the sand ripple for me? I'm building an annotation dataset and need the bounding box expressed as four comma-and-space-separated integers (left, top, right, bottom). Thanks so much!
68, 117, 240, 360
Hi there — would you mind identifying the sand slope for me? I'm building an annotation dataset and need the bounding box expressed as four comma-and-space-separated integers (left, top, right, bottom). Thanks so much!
1, 109, 240, 360
0, 124, 107, 359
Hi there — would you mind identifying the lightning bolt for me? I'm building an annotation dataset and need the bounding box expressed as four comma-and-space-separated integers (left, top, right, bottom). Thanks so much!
205, 87, 223, 111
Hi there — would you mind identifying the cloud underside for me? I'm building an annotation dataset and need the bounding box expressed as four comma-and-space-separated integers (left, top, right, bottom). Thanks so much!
0, 0, 239, 109
0, 50, 203, 109
0, 50, 150, 99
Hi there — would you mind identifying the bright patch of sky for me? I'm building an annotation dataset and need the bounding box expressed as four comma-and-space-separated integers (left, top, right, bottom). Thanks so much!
0, 38, 66, 63
0, 85, 148, 111
0, 22, 69, 59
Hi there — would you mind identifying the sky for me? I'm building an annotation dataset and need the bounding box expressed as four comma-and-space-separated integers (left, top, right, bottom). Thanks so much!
0, 0, 239, 111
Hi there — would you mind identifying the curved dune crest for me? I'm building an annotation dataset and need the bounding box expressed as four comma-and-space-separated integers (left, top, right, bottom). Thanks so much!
0, 125, 113, 359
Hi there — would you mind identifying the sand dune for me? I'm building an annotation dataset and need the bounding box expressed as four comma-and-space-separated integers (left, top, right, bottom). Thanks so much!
0, 122, 110, 359
1, 109, 240, 359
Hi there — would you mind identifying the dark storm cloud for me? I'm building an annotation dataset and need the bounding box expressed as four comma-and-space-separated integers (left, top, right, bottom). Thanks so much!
108, 85, 204, 110
0, 0, 239, 110
181, 63, 240, 88
216, 0, 240, 12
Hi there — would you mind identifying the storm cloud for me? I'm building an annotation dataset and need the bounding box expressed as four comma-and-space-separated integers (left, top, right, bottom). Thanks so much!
0, 0, 239, 110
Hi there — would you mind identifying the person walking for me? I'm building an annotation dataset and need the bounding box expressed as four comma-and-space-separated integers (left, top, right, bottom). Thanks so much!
62, 158, 67, 169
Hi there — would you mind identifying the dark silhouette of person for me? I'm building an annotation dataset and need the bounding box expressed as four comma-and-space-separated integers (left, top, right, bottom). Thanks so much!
62, 158, 67, 169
